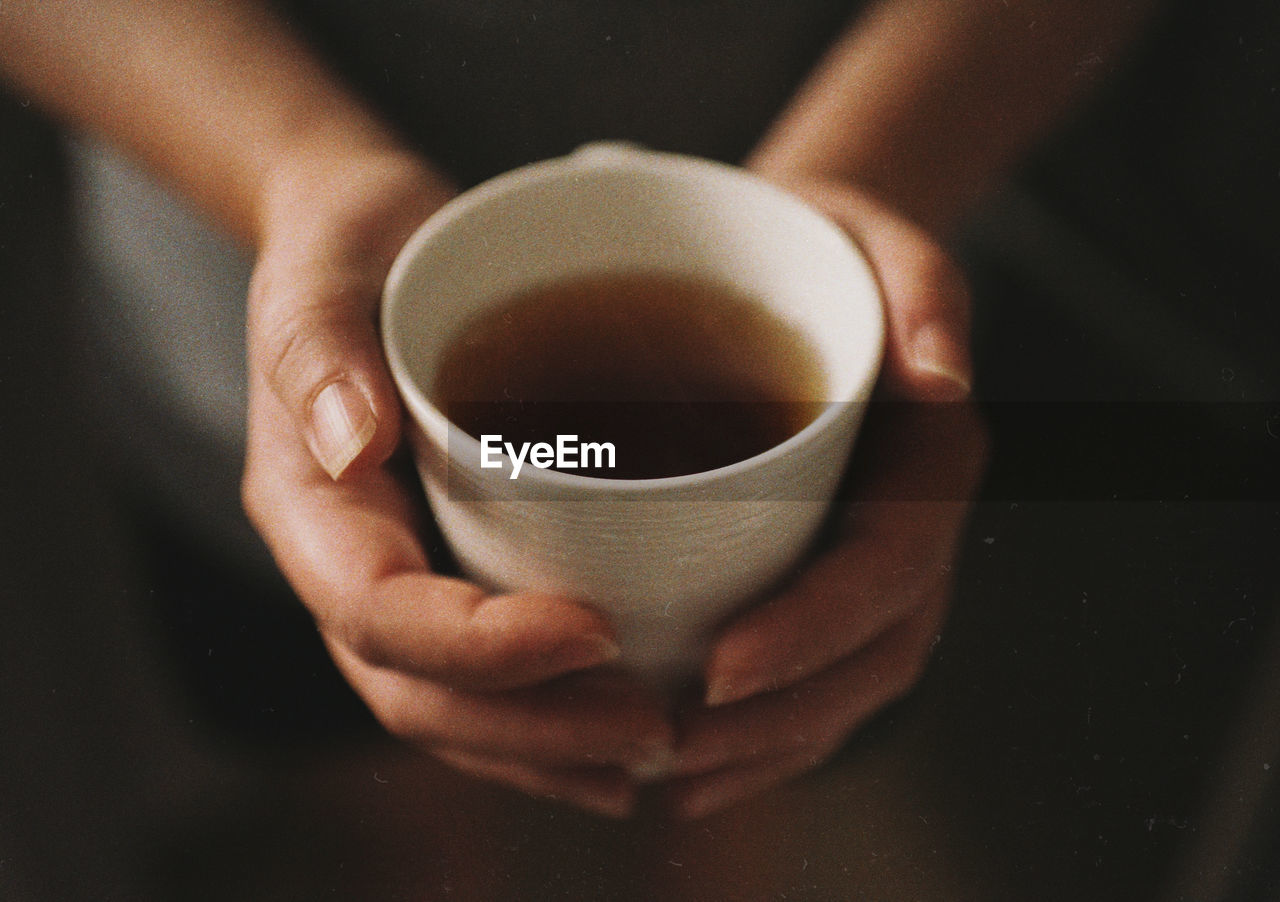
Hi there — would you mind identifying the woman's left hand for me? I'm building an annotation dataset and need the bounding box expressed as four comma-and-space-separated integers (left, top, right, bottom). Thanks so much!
659, 179, 988, 819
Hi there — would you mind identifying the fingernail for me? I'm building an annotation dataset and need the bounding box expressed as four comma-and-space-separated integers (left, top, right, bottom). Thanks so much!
553, 634, 622, 673
704, 681, 737, 708
309, 380, 377, 479
584, 788, 637, 819
628, 735, 675, 783
704, 672, 773, 708
676, 785, 734, 820
911, 324, 971, 400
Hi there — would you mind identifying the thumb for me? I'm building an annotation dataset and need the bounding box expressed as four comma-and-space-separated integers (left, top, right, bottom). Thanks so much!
248, 255, 403, 480
864, 220, 973, 403
776, 179, 973, 402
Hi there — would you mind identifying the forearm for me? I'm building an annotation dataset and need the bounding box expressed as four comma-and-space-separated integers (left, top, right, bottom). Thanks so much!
749, 0, 1159, 234
0, 0, 418, 245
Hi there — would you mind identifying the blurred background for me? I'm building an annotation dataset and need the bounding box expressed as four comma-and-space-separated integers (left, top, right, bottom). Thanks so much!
2, 1, 1278, 899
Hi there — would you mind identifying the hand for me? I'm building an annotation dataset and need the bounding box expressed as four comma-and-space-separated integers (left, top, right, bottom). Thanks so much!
240, 149, 673, 818
659, 179, 988, 819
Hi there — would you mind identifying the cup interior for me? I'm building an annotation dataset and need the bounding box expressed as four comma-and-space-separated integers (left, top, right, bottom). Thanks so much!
383, 147, 883, 480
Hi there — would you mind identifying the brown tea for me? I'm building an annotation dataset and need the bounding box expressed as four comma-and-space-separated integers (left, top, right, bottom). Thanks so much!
432, 270, 826, 479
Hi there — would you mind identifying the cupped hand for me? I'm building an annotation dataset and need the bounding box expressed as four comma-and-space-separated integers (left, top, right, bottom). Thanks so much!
240, 149, 672, 818
659, 179, 988, 819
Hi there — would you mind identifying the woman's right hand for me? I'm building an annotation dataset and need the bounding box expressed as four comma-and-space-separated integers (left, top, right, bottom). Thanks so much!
0, 0, 674, 820
240, 148, 673, 818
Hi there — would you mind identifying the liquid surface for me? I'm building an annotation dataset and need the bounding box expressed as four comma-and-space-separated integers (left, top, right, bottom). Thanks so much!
433, 271, 826, 479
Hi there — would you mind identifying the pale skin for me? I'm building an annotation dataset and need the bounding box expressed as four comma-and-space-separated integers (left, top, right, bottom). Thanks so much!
1, 0, 1154, 819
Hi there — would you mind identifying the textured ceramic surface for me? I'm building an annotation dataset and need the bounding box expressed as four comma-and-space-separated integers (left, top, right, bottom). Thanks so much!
383, 144, 883, 687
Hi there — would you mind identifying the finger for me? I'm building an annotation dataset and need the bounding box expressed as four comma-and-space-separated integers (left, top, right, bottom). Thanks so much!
702, 403, 984, 707
247, 253, 404, 480
433, 748, 636, 820
246, 155, 452, 481
674, 587, 948, 783
787, 181, 972, 401
243, 385, 622, 691
664, 752, 815, 821
329, 643, 674, 770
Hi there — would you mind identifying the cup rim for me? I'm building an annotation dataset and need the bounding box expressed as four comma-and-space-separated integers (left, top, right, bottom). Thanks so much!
382, 145, 884, 493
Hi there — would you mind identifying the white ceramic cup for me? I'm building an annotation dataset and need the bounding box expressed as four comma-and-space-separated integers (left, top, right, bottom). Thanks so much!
382, 144, 884, 689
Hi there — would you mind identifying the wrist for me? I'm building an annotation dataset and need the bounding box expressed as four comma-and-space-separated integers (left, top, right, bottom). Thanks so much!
254, 142, 456, 258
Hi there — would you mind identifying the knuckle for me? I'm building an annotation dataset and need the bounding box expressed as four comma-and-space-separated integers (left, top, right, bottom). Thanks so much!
455, 621, 506, 671
911, 247, 969, 309
910, 238, 964, 289
439, 633, 508, 689
451, 601, 542, 682
255, 307, 341, 411
885, 235, 971, 325
338, 617, 396, 674
248, 267, 372, 411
